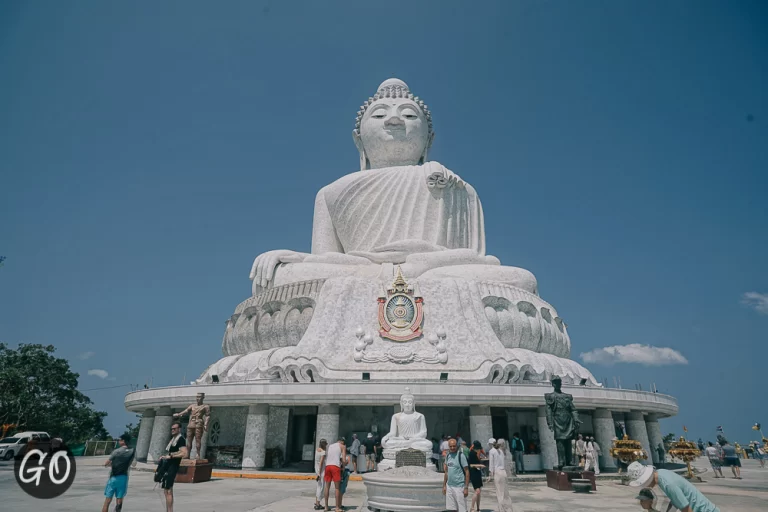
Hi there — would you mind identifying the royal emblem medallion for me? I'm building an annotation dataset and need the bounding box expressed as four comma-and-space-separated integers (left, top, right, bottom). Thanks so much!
378, 267, 424, 342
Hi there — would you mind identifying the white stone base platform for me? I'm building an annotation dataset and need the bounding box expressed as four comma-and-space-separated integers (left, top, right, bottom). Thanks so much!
126, 381, 677, 474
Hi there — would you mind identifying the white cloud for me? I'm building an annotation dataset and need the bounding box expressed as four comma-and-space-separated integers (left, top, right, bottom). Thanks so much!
79, 351, 96, 360
741, 292, 768, 315
87, 369, 109, 379
580, 344, 688, 366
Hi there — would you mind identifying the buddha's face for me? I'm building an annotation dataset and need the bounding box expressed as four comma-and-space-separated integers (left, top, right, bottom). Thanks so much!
401, 396, 415, 414
360, 97, 429, 169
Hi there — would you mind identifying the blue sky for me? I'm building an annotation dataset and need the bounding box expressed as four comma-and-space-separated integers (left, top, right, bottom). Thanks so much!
1, 1, 766, 443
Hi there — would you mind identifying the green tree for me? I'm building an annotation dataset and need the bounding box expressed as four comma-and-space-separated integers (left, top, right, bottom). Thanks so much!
0, 343, 108, 443
663, 432, 676, 450
123, 416, 141, 440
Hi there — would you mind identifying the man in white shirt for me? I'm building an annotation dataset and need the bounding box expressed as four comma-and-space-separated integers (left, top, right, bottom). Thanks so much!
439, 436, 450, 472
323, 437, 347, 512
585, 436, 600, 475
488, 440, 514, 512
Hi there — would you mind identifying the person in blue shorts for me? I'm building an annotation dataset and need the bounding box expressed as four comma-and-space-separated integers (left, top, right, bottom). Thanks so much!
102, 433, 136, 512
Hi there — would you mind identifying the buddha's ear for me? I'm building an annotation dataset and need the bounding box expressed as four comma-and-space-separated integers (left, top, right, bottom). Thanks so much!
352, 130, 368, 170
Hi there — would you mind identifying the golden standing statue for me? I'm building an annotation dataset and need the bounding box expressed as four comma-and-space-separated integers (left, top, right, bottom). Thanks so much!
174, 393, 211, 460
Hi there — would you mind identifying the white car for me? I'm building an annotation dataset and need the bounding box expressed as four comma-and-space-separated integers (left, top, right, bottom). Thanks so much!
0, 431, 51, 460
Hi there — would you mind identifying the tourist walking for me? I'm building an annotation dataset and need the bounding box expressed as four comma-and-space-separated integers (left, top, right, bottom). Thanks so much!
489, 439, 514, 512
627, 461, 720, 512
585, 436, 600, 475
314, 439, 327, 510
705, 442, 724, 478
431, 437, 440, 468
339, 452, 354, 498
159, 422, 187, 512
349, 434, 360, 473
324, 437, 347, 512
575, 434, 586, 467
467, 441, 484, 512
510, 432, 525, 474
102, 433, 136, 512
719, 440, 742, 479
443, 438, 470, 512
752, 441, 766, 468
364, 433, 376, 472
439, 435, 450, 472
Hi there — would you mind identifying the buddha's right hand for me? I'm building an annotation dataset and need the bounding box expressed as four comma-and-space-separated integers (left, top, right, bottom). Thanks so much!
249, 250, 308, 289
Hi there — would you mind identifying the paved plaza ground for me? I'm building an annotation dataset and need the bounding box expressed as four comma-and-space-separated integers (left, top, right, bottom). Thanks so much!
1, 457, 766, 511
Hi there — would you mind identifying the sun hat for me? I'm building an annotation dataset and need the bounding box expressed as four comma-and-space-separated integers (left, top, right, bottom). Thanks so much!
627, 461, 655, 487
635, 488, 655, 501
488, 438, 496, 445
367, 433, 373, 438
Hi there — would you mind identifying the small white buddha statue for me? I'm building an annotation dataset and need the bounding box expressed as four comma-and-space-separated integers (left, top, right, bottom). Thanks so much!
248, 78, 538, 296
381, 387, 433, 454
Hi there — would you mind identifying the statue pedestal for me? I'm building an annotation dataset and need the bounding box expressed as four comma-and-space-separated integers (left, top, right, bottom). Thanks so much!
378, 449, 436, 472
363, 466, 444, 511
545, 470, 596, 492
175, 459, 213, 484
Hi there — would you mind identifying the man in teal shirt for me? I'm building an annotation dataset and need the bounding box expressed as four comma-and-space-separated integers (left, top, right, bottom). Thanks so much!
628, 462, 720, 512
443, 438, 470, 512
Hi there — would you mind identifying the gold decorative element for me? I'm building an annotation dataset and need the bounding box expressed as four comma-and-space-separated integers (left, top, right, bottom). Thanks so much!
668, 436, 701, 480
610, 435, 648, 473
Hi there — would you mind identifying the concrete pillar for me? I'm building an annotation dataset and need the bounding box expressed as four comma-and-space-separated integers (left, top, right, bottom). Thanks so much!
147, 406, 173, 463
646, 414, 664, 465
469, 405, 493, 446
537, 406, 558, 471
242, 404, 270, 469
266, 406, 290, 455
593, 409, 617, 470
135, 409, 156, 462
316, 404, 340, 448
626, 411, 652, 464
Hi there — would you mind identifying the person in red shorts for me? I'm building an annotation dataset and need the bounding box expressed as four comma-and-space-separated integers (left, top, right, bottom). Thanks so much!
323, 437, 347, 512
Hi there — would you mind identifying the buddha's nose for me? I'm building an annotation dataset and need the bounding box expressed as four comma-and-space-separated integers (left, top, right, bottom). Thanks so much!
385, 116, 405, 127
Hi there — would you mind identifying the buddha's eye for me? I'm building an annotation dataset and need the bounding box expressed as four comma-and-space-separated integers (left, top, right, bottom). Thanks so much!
371, 110, 387, 119
401, 108, 418, 120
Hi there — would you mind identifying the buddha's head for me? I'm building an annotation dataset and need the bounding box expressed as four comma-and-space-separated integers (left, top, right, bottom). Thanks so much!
400, 387, 416, 414
353, 78, 435, 171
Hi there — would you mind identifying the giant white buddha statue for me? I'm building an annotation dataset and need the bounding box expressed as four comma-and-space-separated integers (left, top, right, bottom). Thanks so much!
197, 78, 599, 387
248, 78, 537, 297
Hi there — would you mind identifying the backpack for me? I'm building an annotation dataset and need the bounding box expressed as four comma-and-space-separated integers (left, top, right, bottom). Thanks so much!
153, 459, 170, 483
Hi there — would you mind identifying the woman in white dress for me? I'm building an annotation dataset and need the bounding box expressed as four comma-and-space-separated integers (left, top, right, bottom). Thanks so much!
488, 440, 514, 512
314, 439, 327, 510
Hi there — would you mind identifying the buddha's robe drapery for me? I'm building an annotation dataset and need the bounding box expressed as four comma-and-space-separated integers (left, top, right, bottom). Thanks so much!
311, 162, 486, 264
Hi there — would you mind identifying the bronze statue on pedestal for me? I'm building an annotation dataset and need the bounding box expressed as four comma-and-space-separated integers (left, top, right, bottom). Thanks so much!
545, 376, 581, 470
174, 393, 211, 460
